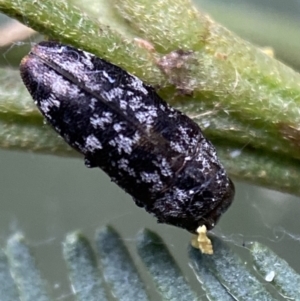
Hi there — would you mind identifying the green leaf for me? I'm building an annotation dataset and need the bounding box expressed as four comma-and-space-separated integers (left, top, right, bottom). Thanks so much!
1, 229, 298, 300
63, 232, 109, 301
6, 233, 51, 301
95, 226, 150, 301
0, 246, 19, 301
251, 242, 300, 300
137, 229, 199, 301
189, 236, 278, 301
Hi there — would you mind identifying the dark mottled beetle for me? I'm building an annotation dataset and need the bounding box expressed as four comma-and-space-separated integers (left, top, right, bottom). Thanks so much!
20, 41, 235, 233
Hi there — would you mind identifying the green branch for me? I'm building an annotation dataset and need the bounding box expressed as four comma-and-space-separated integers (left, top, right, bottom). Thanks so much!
0, 0, 300, 196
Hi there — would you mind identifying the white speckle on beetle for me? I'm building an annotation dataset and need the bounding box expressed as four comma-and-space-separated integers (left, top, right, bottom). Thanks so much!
117, 158, 136, 177
135, 106, 157, 127
160, 104, 166, 111
129, 77, 149, 95
102, 70, 115, 83
40, 96, 60, 113
85, 134, 102, 151
129, 96, 143, 111
153, 157, 173, 177
119, 99, 127, 110
81, 53, 94, 69
174, 187, 190, 202
89, 98, 97, 110
90, 112, 113, 129
109, 132, 140, 154
140, 171, 163, 192
102, 87, 124, 102
170, 140, 186, 154
113, 123, 123, 132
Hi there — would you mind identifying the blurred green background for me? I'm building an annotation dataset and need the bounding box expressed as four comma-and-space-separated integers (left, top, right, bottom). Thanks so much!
1, 0, 300, 299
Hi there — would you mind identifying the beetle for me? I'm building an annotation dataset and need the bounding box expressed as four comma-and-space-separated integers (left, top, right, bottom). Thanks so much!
20, 41, 235, 234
